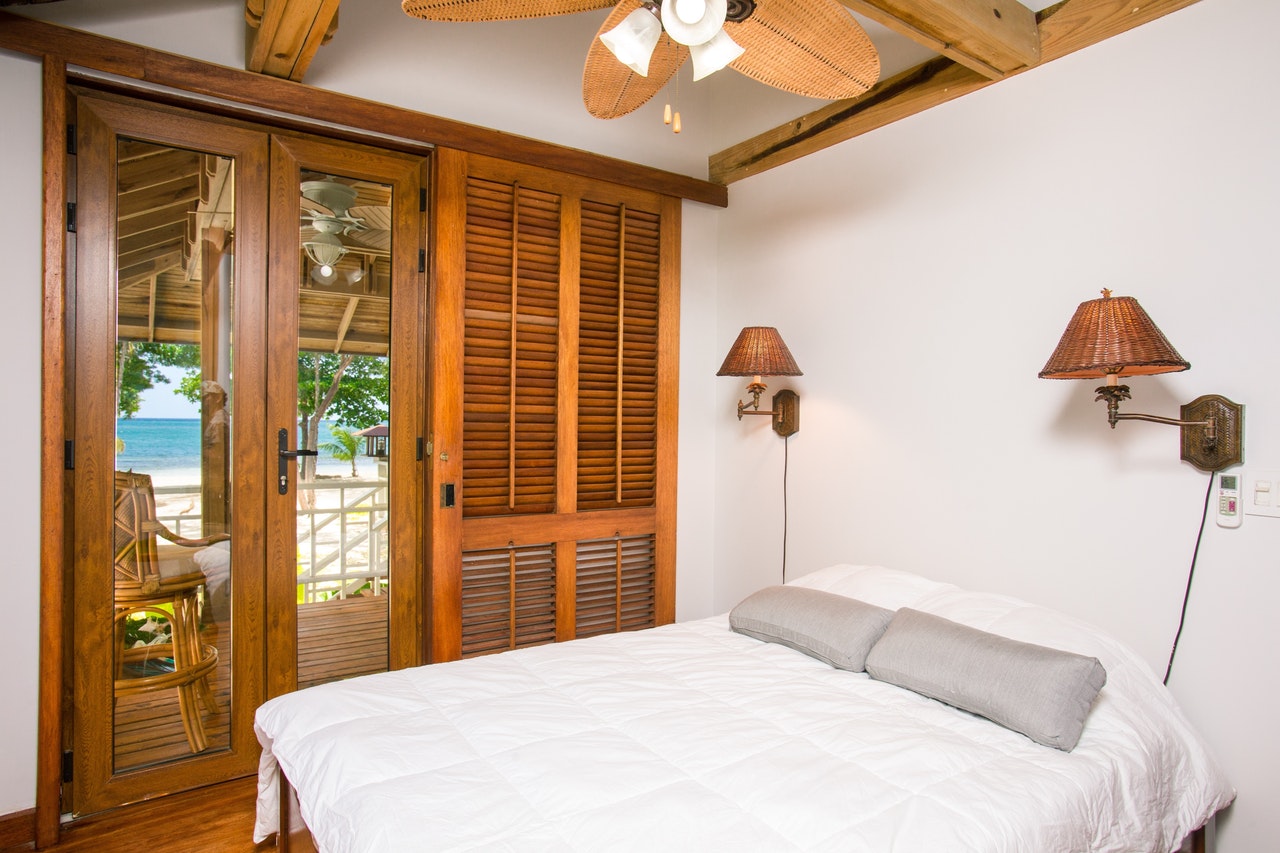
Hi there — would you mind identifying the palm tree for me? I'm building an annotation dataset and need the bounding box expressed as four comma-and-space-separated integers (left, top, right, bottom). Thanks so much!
319, 426, 362, 477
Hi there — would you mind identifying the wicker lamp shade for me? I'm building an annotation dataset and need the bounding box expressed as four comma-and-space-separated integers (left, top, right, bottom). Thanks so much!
717, 326, 802, 377
1039, 290, 1189, 380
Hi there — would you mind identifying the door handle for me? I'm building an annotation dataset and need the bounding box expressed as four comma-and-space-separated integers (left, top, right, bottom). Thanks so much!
277, 427, 318, 495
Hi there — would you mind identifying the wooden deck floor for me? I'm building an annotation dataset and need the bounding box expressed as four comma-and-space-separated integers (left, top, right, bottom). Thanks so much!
114, 595, 387, 769
114, 619, 233, 771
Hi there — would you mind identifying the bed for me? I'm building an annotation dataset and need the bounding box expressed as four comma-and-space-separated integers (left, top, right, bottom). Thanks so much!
253, 564, 1234, 852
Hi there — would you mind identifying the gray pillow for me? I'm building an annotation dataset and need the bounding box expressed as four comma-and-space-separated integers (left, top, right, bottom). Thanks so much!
729, 586, 894, 672
864, 608, 1107, 751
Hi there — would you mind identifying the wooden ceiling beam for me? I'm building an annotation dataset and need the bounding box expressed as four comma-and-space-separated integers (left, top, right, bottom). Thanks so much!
710, 0, 1205, 185
119, 249, 184, 288
246, 0, 341, 82
841, 0, 1039, 79
119, 241, 184, 272
332, 296, 360, 353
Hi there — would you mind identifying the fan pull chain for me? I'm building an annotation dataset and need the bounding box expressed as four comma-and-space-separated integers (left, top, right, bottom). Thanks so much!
663, 71, 682, 134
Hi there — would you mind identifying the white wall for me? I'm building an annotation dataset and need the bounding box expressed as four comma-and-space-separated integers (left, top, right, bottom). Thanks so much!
6, 0, 1273, 848
0, 48, 44, 816
714, 0, 1279, 849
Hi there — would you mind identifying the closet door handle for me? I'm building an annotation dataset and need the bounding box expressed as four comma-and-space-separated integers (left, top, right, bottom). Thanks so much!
277, 427, 318, 495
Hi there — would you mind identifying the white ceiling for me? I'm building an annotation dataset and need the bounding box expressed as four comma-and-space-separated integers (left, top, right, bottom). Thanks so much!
15, 0, 1062, 176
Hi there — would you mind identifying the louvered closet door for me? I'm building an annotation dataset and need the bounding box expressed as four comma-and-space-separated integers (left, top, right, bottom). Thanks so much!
429, 150, 679, 662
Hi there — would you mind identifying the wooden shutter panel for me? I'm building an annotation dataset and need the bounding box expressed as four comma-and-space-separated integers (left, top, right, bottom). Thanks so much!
462, 177, 560, 517
578, 201, 660, 510
432, 150, 678, 664
574, 535, 657, 638
460, 543, 557, 657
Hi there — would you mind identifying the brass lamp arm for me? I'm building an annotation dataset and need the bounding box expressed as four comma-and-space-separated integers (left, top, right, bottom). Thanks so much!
1095, 383, 1215, 440
1113, 411, 1216, 439
734, 388, 799, 436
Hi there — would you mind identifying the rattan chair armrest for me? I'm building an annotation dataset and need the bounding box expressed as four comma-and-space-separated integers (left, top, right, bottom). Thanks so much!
155, 526, 232, 548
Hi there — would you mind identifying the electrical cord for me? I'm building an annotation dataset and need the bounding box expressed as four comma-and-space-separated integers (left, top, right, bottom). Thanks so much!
1163, 471, 1215, 685
782, 434, 790, 584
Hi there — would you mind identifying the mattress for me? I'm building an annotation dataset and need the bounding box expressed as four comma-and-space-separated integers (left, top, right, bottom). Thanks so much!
254, 565, 1234, 852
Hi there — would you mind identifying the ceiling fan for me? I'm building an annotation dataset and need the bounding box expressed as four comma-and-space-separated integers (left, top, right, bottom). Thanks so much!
400, 0, 881, 120
300, 179, 390, 284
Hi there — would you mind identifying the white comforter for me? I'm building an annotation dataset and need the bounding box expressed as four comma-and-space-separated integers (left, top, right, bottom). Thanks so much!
254, 565, 1234, 852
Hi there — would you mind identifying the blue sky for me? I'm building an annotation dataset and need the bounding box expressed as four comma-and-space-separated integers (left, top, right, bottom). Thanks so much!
136, 366, 200, 418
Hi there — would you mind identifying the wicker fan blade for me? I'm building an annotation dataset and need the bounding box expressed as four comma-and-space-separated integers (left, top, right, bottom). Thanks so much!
725, 0, 879, 100
349, 206, 391, 231
347, 230, 392, 253
583, 0, 688, 119
402, 0, 613, 22
300, 195, 336, 217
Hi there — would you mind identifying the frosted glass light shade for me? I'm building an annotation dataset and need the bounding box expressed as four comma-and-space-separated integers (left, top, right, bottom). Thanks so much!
660, 0, 727, 46
690, 28, 743, 80
303, 231, 347, 268
600, 8, 662, 76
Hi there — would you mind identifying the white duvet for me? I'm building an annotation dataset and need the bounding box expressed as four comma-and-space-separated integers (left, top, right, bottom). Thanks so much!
254, 565, 1234, 852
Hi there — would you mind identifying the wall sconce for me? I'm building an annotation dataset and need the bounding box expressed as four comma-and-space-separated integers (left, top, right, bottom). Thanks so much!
717, 326, 802, 437
1039, 290, 1243, 472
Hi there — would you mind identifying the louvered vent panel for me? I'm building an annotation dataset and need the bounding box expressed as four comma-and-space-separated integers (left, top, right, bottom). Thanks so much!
574, 535, 656, 638
463, 177, 560, 517
460, 544, 557, 657
577, 201, 660, 510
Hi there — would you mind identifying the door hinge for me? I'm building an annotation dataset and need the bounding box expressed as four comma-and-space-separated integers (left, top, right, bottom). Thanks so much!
64, 439, 74, 470
66, 202, 76, 234
62, 750, 73, 783
418, 249, 426, 273
66, 123, 76, 155
419, 187, 427, 212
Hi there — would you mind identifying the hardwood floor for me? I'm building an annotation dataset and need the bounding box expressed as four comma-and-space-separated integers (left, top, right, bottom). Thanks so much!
1, 778, 275, 852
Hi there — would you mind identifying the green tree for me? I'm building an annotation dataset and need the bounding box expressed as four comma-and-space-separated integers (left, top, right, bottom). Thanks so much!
115, 342, 201, 418
297, 352, 388, 485
319, 425, 362, 478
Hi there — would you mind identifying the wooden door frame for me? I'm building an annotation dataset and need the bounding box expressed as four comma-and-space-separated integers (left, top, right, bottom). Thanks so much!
263, 134, 428, 700
49, 88, 431, 826
68, 93, 271, 816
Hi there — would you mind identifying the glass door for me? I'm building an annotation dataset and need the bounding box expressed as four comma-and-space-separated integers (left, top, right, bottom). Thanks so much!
264, 136, 427, 698
70, 95, 428, 815
71, 96, 270, 814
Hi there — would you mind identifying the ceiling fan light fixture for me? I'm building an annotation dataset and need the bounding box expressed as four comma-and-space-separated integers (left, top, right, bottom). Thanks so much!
301, 180, 358, 217
600, 6, 662, 76
303, 231, 348, 270
660, 0, 727, 46
310, 265, 339, 286
689, 28, 743, 80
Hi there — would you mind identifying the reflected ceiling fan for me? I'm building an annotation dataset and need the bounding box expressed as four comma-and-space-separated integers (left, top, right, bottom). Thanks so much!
300, 180, 390, 285
400, 0, 880, 120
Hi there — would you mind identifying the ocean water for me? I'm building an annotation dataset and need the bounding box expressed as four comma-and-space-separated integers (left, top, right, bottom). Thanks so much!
116, 418, 383, 486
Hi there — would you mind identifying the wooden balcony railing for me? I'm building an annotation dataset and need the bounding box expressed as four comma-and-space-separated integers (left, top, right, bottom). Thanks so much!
154, 478, 389, 602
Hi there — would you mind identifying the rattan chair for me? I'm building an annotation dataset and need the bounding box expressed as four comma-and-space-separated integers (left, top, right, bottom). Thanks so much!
113, 470, 229, 753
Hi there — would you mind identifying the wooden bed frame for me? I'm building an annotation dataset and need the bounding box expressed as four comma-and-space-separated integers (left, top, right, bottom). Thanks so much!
271, 766, 1215, 852
275, 771, 316, 853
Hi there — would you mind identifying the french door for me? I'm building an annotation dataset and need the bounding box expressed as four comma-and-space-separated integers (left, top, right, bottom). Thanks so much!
69, 93, 427, 814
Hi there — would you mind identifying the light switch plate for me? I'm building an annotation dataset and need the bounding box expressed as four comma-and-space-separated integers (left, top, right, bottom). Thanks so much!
1244, 469, 1280, 519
